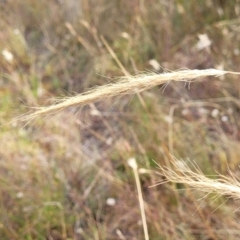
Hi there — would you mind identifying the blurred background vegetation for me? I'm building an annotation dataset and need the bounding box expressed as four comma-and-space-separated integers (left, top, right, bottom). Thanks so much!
1, 0, 240, 239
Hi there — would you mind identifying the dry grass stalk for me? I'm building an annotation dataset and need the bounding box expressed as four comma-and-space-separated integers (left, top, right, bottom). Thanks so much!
128, 158, 149, 240
155, 158, 240, 200
17, 69, 239, 122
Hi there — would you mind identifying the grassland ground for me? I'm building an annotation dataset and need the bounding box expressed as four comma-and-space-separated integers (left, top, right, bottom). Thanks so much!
1, 1, 240, 239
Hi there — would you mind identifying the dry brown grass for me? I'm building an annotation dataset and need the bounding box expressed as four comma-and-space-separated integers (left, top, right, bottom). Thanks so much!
17, 69, 239, 122
13, 68, 240, 240
2, 0, 240, 239
155, 157, 240, 201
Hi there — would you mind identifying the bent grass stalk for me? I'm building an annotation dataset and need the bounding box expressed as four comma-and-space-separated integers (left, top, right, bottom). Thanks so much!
17, 69, 240, 122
